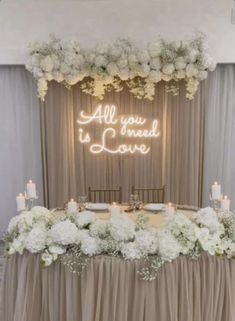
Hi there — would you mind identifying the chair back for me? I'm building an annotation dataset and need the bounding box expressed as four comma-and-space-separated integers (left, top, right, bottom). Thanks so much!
88, 187, 122, 203
131, 186, 165, 203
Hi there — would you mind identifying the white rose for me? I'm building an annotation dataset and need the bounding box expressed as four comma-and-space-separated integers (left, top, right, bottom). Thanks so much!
148, 70, 162, 82
60, 63, 71, 75
119, 68, 130, 80
75, 211, 96, 228
137, 50, 150, 63
95, 55, 108, 67
186, 63, 199, 77
175, 56, 187, 70
107, 62, 119, 76
41, 251, 58, 267
187, 49, 199, 63
40, 56, 54, 72
175, 70, 186, 79
95, 43, 109, 55
162, 63, 175, 75
197, 70, 208, 80
48, 245, 66, 255
138, 63, 150, 77
161, 73, 172, 82
148, 41, 162, 57
150, 57, 161, 70
128, 54, 138, 66
117, 57, 128, 69
52, 71, 64, 82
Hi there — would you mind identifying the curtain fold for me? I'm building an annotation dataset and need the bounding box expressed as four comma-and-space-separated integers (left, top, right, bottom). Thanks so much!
42, 81, 205, 207
0, 66, 43, 233
2, 253, 235, 321
202, 65, 235, 208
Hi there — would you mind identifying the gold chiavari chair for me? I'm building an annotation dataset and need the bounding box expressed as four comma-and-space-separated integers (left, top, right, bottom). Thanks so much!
131, 186, 165, 203
88, 187, 122, 203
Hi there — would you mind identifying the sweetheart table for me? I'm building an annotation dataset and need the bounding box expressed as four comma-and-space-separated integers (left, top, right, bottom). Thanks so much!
1, 209, 235, 321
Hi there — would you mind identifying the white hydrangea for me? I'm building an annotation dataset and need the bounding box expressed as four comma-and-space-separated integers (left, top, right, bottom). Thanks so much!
194, 207, 224, 233
76, 229, 90, 243
75, 211, 96, 228
121, 242, 142, 260
49, 220, 79, 245
134, 229, 158, 255
25, 227, 47, 253
162, 63, 175, 75
195, 227, 221, 255
8, 233, 27, 255
89, 220, 108, 238
157, 230, 181, 261
26, 35, 216, 101
80, 236, 100, 256
108, 215, 135, 242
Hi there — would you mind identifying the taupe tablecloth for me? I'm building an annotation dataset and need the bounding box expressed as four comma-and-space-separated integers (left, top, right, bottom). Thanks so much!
1, 252, 235, 321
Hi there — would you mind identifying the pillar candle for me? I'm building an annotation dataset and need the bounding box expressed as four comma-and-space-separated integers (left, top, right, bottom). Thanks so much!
211, 182, 222, 200
110, 203, 121, 216
16, 193, 26, 211
26, 180, 36, 198
67, 199, 77, 214
221, 195, 230, 211
166, 203, 175, 216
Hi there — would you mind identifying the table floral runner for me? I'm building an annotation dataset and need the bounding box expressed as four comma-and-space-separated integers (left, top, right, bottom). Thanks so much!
4, 206, 235, 281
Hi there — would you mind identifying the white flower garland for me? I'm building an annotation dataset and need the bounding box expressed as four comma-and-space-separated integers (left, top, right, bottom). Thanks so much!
26, 33, 216, 102
4, 206, 235, 280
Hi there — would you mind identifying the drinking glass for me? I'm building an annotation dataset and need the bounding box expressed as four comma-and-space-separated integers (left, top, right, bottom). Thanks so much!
78, 196, 87, 211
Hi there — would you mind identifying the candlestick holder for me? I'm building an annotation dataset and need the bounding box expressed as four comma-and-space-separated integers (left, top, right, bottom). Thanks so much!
210, 199, 221, 212
24, 191, 38, 211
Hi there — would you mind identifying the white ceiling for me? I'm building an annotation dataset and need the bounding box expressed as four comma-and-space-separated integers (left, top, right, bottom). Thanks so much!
0, 0, 234, 64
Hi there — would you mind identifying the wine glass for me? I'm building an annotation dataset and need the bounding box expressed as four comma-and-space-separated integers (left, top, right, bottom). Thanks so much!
78, 196, 87, 211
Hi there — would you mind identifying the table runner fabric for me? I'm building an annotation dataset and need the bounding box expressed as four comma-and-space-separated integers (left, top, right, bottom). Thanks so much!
1, 252, 235, 321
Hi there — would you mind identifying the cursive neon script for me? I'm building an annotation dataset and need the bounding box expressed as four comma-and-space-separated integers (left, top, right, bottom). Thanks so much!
77, 104, 160, 155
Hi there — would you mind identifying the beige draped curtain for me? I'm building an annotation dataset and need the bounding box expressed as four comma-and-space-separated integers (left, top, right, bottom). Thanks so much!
41, 80, 205, 208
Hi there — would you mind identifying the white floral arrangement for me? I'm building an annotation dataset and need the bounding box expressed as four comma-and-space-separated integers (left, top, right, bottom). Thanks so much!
4, 206, 235, 280
26, 33, 216, 102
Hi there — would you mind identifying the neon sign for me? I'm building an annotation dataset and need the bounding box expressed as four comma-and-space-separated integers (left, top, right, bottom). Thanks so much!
77, 104, 160, 155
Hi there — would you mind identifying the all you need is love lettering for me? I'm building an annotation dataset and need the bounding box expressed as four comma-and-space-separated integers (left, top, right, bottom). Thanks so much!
77, 104, 160, 155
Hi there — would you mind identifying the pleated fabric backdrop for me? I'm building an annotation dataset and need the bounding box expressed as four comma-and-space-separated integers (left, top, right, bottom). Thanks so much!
41, 81, 205, 208
1, 64, 235, 232
2, 253, 235, 321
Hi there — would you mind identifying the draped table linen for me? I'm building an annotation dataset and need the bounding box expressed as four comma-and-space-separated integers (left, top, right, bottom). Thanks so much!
1, 209, 235, 321
1, 253, 235, 321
